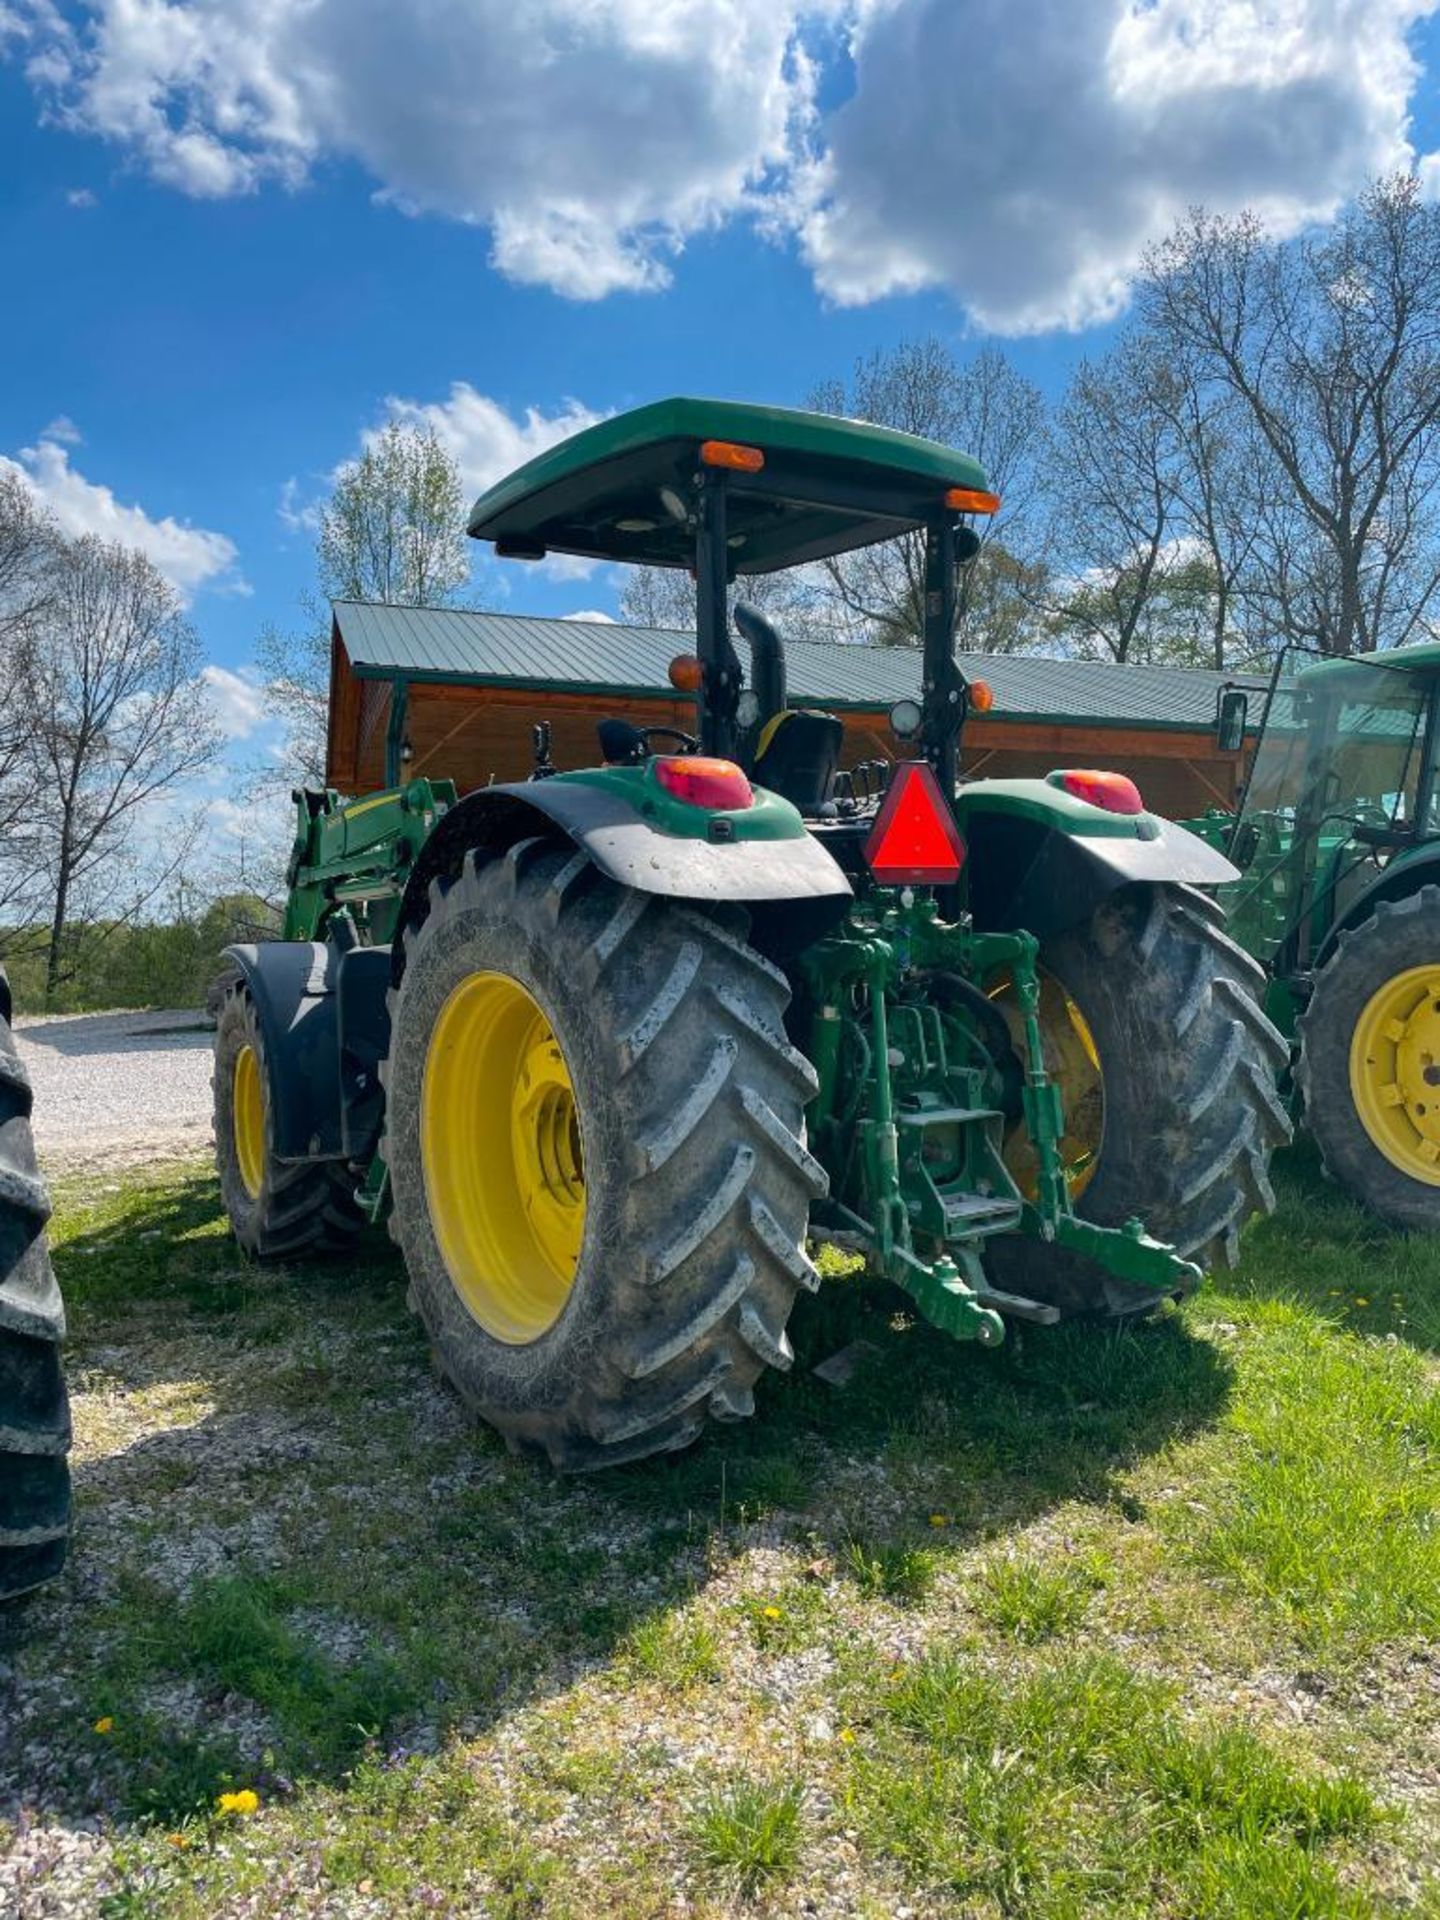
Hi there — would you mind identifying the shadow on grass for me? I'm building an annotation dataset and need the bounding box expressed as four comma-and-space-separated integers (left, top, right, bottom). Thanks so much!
3, 1163, 1233, 1831
1223, 1138, 1440, 1355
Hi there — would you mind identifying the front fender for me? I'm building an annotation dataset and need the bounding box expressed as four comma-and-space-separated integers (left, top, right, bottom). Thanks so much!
222, 942, 344, 1161
1315, 842, 1440, 968
955, 777, 1238, 939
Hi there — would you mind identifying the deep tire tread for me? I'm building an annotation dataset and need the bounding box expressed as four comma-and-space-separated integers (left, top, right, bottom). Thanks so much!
0, 968, 71, 1600
383, 845, 823, 1470
984, 882, 1290, 1314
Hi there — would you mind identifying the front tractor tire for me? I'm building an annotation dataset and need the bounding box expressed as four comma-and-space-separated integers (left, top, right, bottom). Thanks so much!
213, 985, 364, 1259
989, 883, 1291, 1315
0, 968, 71, 1601
381, 838, 825, 1470
1298, 887, 1440, 1232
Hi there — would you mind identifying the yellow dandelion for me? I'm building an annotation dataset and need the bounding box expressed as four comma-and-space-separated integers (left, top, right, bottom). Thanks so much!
166, 1834, 189, 1850
92, 1716, 114, 1735
761, 1605, 782, 1621
838, 1727, 856, 1744
928, 1514, 949, 1529
215, 1789, 260, 1817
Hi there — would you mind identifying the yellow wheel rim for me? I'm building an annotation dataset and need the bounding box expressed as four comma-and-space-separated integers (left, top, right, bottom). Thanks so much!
420, 971, 585, 1344
232, 1043, 265, 1200
1349, 964, 1440, 1186
988, 968, 1104, 1202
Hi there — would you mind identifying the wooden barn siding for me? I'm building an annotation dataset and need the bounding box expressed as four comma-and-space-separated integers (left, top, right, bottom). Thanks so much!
329, 674, 1242, 820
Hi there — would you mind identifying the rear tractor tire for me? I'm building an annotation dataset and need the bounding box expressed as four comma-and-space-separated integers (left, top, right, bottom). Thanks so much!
213, 984, 365, 1259
380, 838, 826, 1470
1298, 887, 1440, 1232
0, 967, 71, 1601
987, 882, 1291, 1316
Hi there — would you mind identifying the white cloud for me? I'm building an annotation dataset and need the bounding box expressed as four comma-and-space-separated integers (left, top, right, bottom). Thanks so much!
378, 384, 607, 580
380, 384, 605, 499
13, 0, 817, 300
277, 474, 321, 535
14, 0, 1434, 327
201, 663, 267, 740
1, 426, 243, 601
64, 185, 95, 207
800, 0, 1439, 332
561, 609, 617, 624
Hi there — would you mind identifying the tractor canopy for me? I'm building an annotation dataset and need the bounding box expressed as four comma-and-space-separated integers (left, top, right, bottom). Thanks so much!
1296, 638, 1440, 686
466, 396, 995, 577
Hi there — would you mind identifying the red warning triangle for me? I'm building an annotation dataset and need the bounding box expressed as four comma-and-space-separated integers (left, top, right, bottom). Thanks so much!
863, 761, 967, 886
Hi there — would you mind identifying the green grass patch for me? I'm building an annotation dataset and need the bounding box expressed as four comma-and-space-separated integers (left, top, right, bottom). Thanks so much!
686, 1776, 804, 1894
973, 1550, 1108, 1642
846, 1649, 1385, 1917
842, 1535, 939, 1605
619, 1611, 722, 1691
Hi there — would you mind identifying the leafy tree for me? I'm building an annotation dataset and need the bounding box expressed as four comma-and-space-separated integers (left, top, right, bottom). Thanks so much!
259, 423, 469, 783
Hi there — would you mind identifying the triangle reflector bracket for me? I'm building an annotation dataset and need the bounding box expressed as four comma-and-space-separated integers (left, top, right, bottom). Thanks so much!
863, 761, 967, 887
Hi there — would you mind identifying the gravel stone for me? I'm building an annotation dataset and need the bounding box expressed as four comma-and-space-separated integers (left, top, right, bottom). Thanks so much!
15, 1009, 215, 1169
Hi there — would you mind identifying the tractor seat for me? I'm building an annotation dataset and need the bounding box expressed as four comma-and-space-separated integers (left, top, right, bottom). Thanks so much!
751, 710, 844, 814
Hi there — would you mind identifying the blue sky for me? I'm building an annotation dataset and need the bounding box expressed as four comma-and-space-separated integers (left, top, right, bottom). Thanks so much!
1, 0, 1438, 783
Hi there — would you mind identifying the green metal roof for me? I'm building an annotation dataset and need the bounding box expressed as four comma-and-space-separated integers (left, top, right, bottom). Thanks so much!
465, 397, 993, 576
332, 602, 1258, 734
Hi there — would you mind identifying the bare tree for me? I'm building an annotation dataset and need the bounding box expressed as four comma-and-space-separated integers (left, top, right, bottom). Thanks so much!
1142, 175, 1440, 656
259, 422, 470, 784
809, 340, 1046, 647
19, 537, 220, 1005
1040, 333, 1187, 663
0, 476, 59, 921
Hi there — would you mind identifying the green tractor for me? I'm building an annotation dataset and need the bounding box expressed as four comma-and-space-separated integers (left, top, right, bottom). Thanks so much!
0, 966, 71, 1598
213, 398, 1287, 1468
1190, 641, 1440, 1231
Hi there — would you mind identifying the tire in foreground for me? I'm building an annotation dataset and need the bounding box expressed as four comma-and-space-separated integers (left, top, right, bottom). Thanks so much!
0, 967, 70, 1601
381, 838, 826, 1469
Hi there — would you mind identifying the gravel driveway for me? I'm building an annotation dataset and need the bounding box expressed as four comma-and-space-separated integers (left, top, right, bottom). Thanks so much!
15, 1008, 215, 1171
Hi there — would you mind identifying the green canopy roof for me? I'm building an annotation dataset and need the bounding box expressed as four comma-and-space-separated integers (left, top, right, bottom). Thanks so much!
1298, 639, 1440, 688
466, 396, 992, 576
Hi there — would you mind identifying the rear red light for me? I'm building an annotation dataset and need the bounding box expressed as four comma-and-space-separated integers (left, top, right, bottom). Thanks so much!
653, 755, 754, 811
863, 761, 966, 886
1047, 768, 1144, 816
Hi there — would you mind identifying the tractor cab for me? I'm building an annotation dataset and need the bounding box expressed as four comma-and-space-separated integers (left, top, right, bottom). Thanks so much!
467, 396, 1000, 834
1210, 641, 1440, 982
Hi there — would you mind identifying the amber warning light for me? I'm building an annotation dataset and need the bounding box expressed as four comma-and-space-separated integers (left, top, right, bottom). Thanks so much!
863, 762, 967, 887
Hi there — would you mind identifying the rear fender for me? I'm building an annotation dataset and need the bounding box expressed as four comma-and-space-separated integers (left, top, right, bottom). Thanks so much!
393, 783, 852, 976
955, 778, 1238, 939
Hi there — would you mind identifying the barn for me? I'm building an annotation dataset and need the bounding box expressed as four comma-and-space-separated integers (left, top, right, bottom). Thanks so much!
325, 602, 1258, 822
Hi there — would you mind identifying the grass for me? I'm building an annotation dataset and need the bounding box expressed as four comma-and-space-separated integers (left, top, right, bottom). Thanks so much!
973, 1550, 1108, 1642
1, 1140, 1437, 1915
687, 1778, 804, 1894
846, 1650, 1384, 1917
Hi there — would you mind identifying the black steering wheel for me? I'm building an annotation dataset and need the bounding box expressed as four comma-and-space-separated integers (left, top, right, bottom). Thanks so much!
639, 725, 699, 755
